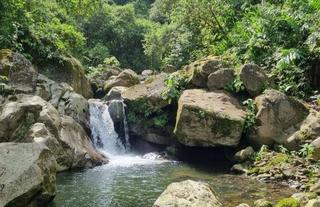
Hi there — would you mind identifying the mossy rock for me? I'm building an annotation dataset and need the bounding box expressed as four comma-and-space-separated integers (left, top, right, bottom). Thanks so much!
174, 89, 246, 147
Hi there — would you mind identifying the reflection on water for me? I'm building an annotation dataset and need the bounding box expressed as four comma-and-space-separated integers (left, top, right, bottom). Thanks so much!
49, 161, 295, 207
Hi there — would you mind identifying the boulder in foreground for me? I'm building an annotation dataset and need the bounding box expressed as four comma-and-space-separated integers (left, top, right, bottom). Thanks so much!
0, 142, 57, 207
153, 180, 222, 207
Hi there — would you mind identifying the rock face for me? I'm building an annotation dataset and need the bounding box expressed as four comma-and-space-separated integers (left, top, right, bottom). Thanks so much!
305, 199, 320, 207
0, 94, 107, 171
122, 73, 174, 145
57, 90, 89, 130
207, 68, 235, 90
174, 89, 246, 147
153, 180, 222, 207
248, 90, 309, 147
0, 142, 57, 207
104, 69, 140, 92
240, 64, 268, 96
122, 73, 168, 109
39, 56, 93, 99
185, 56, 228, 88
0, 49, 38, 94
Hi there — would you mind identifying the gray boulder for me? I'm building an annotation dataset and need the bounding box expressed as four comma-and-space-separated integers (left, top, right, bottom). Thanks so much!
0, 142, 57, 207
153, 180, 222, 207
240, 64, 268, 96
207, 68, 235, 90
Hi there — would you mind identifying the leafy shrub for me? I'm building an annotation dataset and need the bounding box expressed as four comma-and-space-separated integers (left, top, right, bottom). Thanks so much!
275, 198, 299, 207
225, 75, 245, 94
243, 98, 256, 131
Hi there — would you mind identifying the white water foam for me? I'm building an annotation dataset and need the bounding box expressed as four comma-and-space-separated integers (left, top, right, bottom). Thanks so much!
88, 99, 170, 167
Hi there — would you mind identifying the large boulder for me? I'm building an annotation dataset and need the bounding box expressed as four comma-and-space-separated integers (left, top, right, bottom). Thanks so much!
248, 90, 309, 147
185, 56, 228, 88
207, 68, 235, 90
240, 64, 268, 96
39, 56, 93, 99
122, 73, 174, 145
122, 73, 168, 109
0, 49, 38, 94
174, 89, 246, 147
0, 142, 57, 207
153, 180, 222, 207
58, 90, 89, 130
104, 69, 140, 92
0, 94, 107, 171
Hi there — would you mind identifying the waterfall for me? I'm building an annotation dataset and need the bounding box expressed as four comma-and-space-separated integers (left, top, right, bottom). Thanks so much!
88, 99, 129, 155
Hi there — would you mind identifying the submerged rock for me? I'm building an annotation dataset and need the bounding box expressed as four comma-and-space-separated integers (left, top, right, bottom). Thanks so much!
174, 89, 246, 147
248, 89, 309, 147
0, 142, 57, 207
153, 180, 222, 207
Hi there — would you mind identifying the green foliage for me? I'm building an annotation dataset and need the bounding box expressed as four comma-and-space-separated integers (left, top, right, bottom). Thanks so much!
243, 98, 256, 131
161, 70, 191, 103
225, 76, 245, 93
153, 114, 168, 128
275, 198, 299, 207
14, 113, 35, 140
298, 143, 315, 158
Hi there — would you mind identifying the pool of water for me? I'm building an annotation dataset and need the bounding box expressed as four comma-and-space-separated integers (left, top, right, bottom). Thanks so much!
49, 155, 296, 207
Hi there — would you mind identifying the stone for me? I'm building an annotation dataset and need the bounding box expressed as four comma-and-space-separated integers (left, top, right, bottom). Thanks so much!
104, 69, 140, 92
207, 68, 235, 90
0, 94, 107, 170
231, 163, 248, 174
122, 73, 168, 109
291, 192, 317, 205
305, 199, 320, 207
240, 64, 268, 96
104, 86, 128, 101
185, 56, 228, 88
236, 204, 250, 207
253, 199, 273, 207
174, 89, 246, 147
311, 181, 320, 194
0, 142, 57, 207
57, 90, 89, 130
140, 69, 154, 81
153, 180, 222, 207
39, 55, 93, 98
162, 65, 176, 73
0, 49, 38, 94
311, 137, 320, 160
248, 90, 309, 147
234, 146, 255, 162
286, 111, 320, 150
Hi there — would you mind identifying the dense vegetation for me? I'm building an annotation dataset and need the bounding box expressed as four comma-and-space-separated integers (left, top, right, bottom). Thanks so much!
1, 0, 319, 96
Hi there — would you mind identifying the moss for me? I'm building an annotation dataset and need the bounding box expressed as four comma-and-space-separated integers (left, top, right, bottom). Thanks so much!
275, 198, 299, 207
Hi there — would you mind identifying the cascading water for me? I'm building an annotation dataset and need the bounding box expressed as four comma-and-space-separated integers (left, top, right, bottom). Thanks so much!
88, 99, 167, 166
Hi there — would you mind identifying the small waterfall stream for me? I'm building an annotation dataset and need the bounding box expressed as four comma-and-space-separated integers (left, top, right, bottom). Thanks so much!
88, 99, 166, 166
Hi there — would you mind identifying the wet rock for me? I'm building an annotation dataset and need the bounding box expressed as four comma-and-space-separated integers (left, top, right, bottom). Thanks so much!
248, 89, 309, 147
0, 142, 57, 207
175, 89, 246, 147
234, 146, 255, 162
185, 56, 228, 88
240, 64, 268, 96
253, 199, 273, 207
104, 69, 140, 92
153, 180, 222, 207
231, 163, 248, 174
207, 68, 235, 90
0, 49, 38, 94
